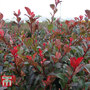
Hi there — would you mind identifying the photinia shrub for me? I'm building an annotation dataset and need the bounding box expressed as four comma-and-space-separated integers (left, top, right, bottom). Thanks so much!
0, 0, 90, 90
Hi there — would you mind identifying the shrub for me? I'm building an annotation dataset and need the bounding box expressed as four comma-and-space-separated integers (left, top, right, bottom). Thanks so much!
0, 0, 90, 90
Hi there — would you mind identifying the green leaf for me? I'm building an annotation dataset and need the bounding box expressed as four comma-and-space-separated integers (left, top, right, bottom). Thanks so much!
71, 46, 78, 52
37, 66, 42, 73
17, 47, 23, 56
55, 63, 62, 68
49, 41, 52, 48
84, 64, 90, 73
48, 24, 53, 31
77, 46, 84, 55
71, 46, 84, 56
4, 61, 9, 65
34, 75, 40, 85
56, 73, 65, 81
53, 24, 57, 30
24, 62, 29, 65
43, 48, 48, 54
72, 33, 77, 39
37, 46, 41, 49
72, 75, 79, 82
25, 38, 33, 46
85, 82, 90, 90
35, 15, 41, 18
0, 50, 2, 54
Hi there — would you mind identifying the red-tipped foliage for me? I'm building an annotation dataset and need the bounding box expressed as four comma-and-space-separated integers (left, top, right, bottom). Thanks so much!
39, 48, 43, 58
26, 56, 32, 60
25, 7, 35, 17
70, 57, 83, 69
85, 10, 90, 19
10, 46, 18, 58
14, 9, 21, 17
0, 13, 3, 20
0, 29, 4, 37
79, 15, 83, 20
25, 7, 31, 15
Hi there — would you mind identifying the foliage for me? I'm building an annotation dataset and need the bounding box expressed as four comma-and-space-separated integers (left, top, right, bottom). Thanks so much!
0, 0, 90, 90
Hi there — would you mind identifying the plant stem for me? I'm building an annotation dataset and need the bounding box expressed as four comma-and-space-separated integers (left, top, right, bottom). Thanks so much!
63, 70, 75, 90
83, 47, 90, 58
34, 66, 42, 74
42, 65, 47, 77
59, 52, 66, 62
3, 38, 12, 48
30, 23, 32, 34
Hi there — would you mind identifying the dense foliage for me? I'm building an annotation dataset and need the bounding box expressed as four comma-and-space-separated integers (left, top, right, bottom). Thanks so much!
0, 0, 90, 90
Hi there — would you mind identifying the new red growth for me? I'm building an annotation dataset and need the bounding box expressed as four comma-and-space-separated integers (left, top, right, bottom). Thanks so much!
70, 57, 83, 69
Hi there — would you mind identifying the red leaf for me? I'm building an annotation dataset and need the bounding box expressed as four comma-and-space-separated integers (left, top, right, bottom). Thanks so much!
15, 57, 23, 66
55, 52, 61, 59
10, 46, 18, 57
85, 10, 90, 19
30, 12, 35, 17
74, 17, 79, 20
18, 9, 21, 16
70, 57, 83, 69
43, 43, 46, 47
39, 48, 44, 58
55, 0, 61, 6
65, 20, 69, 26
70, 57, 76, 69
14, 12, 18, 17
39, 48, 42, 54
63, 45, 71, 53
12, 75, 16, 83
52, 56, 58, 63
0, 13, 3, 20
76, 57, 83, 67
79, 15, 83, 20
70, 37, 73, 43
0, 29, 4, 37
43, 75, 56, 86
33, 53, 37, 61
25, 7, 31, 15
40, 58, 46, 64
55, 39, 62, 49
21, 70, 26, 76
26, 56, 32, 60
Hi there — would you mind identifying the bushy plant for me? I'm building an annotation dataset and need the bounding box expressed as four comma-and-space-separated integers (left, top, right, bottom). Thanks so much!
0, 0, 90, 90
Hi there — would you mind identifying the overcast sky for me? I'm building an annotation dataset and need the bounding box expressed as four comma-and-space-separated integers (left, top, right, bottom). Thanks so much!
0, 0, 90, 21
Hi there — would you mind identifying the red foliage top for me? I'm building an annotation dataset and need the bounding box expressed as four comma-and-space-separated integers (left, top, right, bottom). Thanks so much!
0, 29, 4, 37
0, 13, 3, 20
70, 57, 83, 69
25, 7, 35, 18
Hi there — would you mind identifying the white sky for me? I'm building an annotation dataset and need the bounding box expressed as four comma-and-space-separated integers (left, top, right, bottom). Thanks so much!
0, 0, 90, 21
